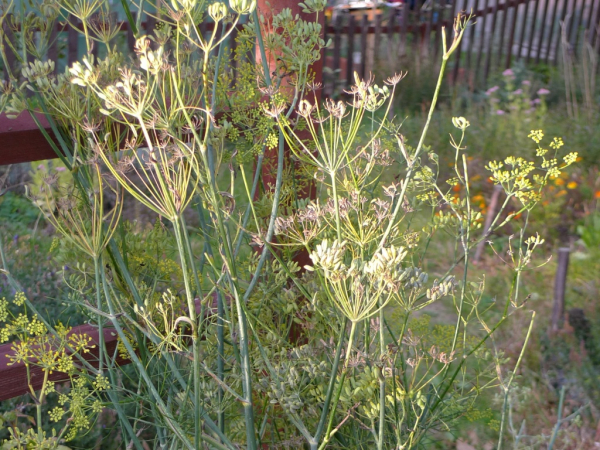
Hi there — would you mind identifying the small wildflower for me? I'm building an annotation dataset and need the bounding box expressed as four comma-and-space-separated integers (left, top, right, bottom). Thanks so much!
537, 88, 550, 95
485, 86, 499, 96
502, 68, 514, 77
496, 110, 505, 115
550, 137, 564, 149
528, 130, 544, 143
94, 373, 110, 391
49, 406, 65, 422
566, 181, 577, 189
13, 292, 27, 306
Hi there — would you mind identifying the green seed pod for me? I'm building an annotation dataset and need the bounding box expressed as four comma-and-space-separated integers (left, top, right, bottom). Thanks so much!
208, 2, 228, 22
229, 0, 256, 14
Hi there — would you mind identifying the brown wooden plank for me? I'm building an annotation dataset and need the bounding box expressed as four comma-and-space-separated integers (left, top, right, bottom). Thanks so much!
0, 298, 212, 402
0, 113, 59, 165
0, 324, 126, 402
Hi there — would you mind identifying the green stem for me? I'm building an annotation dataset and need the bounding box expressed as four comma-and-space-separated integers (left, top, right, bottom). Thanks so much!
498, 311, 535, 449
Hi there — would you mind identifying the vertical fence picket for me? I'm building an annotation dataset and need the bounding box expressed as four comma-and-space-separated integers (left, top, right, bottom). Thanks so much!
483, 0, 501, 82
387, 8, 396, 61
433, 0, 443, 60
465, 0, 482, 81
1, 15, 17, 81
551, 248, 571, 332
535, 0, 551, 63
474, 0, 488, 83
426, 0, 435, 57
506, 1, 521, 68
47, 23, 58, 75
452, 0, 466, 84
567, 0, 577, 48
584, 0, 599, 44
545, 0, 561, 64
517, 0, 532, 61
346, 15, 356, 86
497, 1, 510, 70
360, 14, 368, 78
67, 21, 79, 66
146, 12, 157, 39
526, 0, 542, 63
332, 13, 342, 93
127, 13, 136, 51
589, 0, 600, 44
572, 0, 586, 55
401, 2, 409, 56
553, 0, 570, 64
374, 12, 382, 64
230, 25, 238, 85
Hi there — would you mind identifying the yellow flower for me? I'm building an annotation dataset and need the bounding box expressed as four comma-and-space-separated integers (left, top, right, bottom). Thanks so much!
13, 292, 27, 306
566, 181, 577, 189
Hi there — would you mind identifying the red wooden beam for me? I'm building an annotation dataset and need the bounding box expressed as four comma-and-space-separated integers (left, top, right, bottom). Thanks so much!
0, 324, 126, 402
0, 113, 59, 165
0, 298, 211, 402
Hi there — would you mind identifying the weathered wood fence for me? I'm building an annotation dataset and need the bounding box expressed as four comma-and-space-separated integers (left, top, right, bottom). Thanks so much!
324, 0, 600, 92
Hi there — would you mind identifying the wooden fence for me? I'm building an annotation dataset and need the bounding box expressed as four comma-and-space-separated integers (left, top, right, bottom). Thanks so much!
324, 0, 600, 92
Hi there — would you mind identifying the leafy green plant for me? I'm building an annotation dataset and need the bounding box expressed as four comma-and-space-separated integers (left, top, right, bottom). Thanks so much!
0, 1, 579, 449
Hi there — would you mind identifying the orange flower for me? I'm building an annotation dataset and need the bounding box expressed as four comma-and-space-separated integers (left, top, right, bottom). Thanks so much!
554, 178, 565, 186
452, 184, 461, 192
557, 189, 567, 197
595, 191, 600, 199
566, 181, 578, 189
